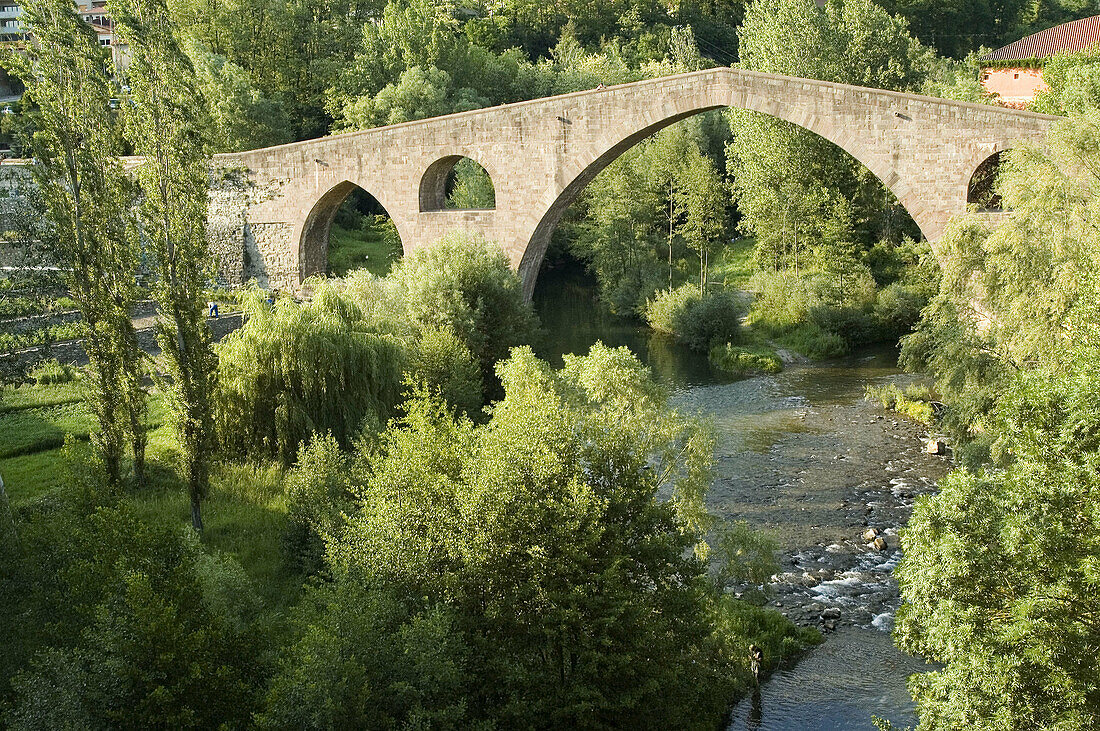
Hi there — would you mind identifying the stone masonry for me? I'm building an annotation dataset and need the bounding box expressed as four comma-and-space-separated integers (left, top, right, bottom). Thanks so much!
3, 68, 1060, 298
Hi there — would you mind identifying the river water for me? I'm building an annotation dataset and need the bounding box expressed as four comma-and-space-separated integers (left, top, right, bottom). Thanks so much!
532, 267, 949, 730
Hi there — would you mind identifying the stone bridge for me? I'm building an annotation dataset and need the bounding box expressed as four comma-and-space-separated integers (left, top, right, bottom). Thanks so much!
26, 67, 1067, 298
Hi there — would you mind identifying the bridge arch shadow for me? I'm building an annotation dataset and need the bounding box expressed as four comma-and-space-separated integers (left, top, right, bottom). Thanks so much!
420, 155, 496, 211
967, 150, 1006, 211
299, 181, 403, 280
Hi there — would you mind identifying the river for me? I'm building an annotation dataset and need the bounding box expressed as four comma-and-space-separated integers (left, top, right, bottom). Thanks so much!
532, 266, 949, 730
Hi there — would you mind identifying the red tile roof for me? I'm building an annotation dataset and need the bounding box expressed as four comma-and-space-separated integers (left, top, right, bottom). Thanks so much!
983, 15, 1100, 62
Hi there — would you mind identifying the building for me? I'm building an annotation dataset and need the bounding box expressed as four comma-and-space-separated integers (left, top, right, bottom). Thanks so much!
0, 0, 127, 68
981, 15, 1100, 108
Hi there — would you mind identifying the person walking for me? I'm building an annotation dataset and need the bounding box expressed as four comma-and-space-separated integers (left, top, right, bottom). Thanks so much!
208, 300, 219, 318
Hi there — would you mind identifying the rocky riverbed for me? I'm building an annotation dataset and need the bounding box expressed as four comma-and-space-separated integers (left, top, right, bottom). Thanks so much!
676, 361, 952, 636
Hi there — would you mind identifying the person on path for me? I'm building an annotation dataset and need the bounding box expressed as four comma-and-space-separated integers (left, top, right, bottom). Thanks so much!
208, 300, 218, 318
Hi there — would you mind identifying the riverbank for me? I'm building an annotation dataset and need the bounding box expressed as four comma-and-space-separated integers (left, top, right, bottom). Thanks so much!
533, 267, 947, 728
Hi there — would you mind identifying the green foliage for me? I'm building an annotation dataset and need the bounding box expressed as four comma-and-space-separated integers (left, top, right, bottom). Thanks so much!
1, 455, 263, 728
113, 0, 217, 519
882, 0, 1093, 59
1031, 47, 1100, 115
267, 344, 817, 726
729, 0, 932, 268
445, 157, 495, 209
328, 215, 403, 278
864, 383, 935, 424
895, 359, 1100, 729
711, 519, 780, 588
901, 111, 1100, 442
0, 321, 83, 353
893, 105, 1100, 729
708, 343, 783, 377
214, 285, 405, 465
644, 284, 744, 351
184, 39, 293, 152
257, 582, 472, 730
408, 326, 482, 417
283, 433, 352, 575
5, 0, 147, 487
385, 232, 537, 385
28, 359, 79, 386
569, 116, 732, 314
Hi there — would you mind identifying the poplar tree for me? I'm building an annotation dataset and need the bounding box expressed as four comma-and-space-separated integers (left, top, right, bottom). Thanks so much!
110, 0, 215, 531
5, 0, 146, 486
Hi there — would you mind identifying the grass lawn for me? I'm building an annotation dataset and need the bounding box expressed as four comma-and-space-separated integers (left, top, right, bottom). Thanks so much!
328, 219, 403, 277
676, 237, 758, 292
1, 380, 300, 608
711, 237, 757, 289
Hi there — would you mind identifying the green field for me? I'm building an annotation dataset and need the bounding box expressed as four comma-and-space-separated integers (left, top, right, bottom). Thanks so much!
0, 381, 299, 607
328, 218, 404, 277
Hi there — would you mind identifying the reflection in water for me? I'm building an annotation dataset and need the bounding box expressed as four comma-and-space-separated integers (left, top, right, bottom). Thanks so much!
748, 689, 763, 730
533, 266, 933, 731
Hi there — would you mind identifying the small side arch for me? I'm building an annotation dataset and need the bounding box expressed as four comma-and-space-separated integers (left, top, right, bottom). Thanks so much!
967, 150, 1007, 211
299, 180, 401, 281
419, 155, 496, 211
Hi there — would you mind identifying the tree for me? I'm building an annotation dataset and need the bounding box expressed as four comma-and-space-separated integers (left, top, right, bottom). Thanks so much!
1, 451, 263, 729
894, 356, 1100, 729
265, 344, 815, 727
728, 0, 931, 270
184, 40, 292, 152
110, 0, 217, 531
1031, 46, 1100, 115
214, 285, 405, 464
4, 0, 146, 486
893, 107, 1100, 729
383, 232, 537, 388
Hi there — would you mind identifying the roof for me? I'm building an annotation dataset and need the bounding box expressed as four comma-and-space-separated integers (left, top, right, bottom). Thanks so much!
982, 15, 1100, 62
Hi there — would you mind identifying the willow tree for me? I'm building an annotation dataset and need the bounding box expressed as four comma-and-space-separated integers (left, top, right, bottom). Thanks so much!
4, 0, 146, 486
110, 0, 215, 531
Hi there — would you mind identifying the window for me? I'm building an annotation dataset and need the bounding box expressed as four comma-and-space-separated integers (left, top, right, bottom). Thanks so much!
1014, 72, 1020, 79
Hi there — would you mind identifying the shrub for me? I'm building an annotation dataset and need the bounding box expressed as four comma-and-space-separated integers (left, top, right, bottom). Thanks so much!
386, 232, 537, 384
865, 382, 935, 424
214, 283, 405, 464
645, 284, 744, 351
709, 344, 783, 377
747, 268, 910, 356
283, 434, 352, 575
408, 326, 482, 416
28, 359, 79, 385
872, 281, 930, 341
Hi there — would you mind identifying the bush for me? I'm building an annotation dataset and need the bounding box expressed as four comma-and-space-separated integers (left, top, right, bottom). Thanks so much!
747, 268, 910, 357
709, 344, 783, 377
386, 232, 537, 385
872, 281, 929, 341
214, 283, 405, 464
283, 434, 352, 575
645, 284, 744, 351
28, 359, 79, 385
408, 327, 482, 417
865, 382, 936, 424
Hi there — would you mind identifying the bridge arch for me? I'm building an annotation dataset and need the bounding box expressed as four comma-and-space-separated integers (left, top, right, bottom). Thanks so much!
516, 87, 1022, 295
298, 180, 404, 281
518, 98, 912, 292
967, 150, 1008, 211
419, 155, 497, 211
